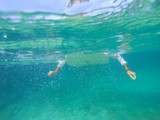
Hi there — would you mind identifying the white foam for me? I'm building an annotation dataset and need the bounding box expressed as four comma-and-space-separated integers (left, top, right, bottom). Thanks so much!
45, 15, 66, 20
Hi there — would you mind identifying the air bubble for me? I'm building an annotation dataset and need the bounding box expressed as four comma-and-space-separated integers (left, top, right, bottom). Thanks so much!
11, 27, 15, 30
3, 34, 7, 38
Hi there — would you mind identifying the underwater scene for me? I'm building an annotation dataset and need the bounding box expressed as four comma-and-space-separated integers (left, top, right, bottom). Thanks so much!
0, 0, 160, 120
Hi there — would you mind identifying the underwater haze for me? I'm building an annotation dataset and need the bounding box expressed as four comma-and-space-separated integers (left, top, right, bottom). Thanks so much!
0, 0, 160, 120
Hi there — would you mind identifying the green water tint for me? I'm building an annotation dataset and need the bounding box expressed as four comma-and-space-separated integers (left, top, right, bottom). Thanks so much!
0, 50, 160, 120
0, 1, 160, 119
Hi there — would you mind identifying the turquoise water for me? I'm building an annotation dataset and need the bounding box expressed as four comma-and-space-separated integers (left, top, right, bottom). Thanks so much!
0, 0, 160, 120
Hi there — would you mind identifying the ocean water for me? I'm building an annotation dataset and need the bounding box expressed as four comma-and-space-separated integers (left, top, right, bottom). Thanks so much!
0, 0, 160, 120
